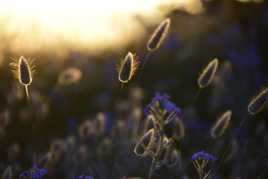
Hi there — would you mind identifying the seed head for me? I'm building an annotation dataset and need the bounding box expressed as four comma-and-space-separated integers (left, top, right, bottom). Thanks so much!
210, 110, 232, 139
198, 58, 219, 88
248, 87, 268, 115
118, 52, 138, 83
134, 129, 161, 157
10, 56, 35, 99
147, 18, 171, 52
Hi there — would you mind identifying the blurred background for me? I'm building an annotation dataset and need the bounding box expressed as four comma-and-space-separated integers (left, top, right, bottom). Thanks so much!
0, 0, 268, 178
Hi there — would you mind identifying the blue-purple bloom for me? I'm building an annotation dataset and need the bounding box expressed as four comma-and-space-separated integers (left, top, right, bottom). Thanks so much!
19, 164, 47, 179
144, 93, 181, 116
73, 175, 92, 179
191, 151, 217, 179
191, 150, 217, 162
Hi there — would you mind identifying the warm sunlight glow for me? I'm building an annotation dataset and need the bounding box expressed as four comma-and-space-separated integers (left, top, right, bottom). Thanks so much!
0, 0, 203, 57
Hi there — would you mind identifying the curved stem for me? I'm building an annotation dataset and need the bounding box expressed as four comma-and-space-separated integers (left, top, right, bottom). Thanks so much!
139, 51, 152, 79
193, 87, 202, 104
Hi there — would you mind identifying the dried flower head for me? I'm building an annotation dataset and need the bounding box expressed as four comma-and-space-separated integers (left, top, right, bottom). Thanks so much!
118, 52, 139, 83
210, 110, 232, 139
198, 58, 219, 88
10, 56, 35, 99
248, 87, 268, 115
147, 18, 171, 52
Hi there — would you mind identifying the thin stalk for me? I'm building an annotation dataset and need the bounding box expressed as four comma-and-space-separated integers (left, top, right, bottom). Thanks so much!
148, 158, 156, 179
25, 85, 30, 99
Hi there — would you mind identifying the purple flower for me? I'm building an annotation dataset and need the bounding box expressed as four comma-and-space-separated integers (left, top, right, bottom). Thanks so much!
191, 151, 217, 179
19, 164, 47, 179
191, 150, 217, 162
19, 171, 31, 178
144, 93, 181, 116
73, 175, 92, 179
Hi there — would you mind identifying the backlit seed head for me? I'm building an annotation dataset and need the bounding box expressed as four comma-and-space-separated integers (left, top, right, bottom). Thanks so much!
147, 18, 171, 52
118, 52, 139, 83
210, 110, 232, 139
198, 58, 219, 88
248, 87, 268, 115
10, 56, 35, 99
134, 129, 161, 157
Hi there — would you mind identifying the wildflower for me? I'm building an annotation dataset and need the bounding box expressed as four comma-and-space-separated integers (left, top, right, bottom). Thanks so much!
248, 87, 268, 115
19, 164, 47, 179
139, 93, 182, 179
19, 171, 31, 179
10, 56, 35, 99
147, 18, 171, 52
73, 175, 92, 179
210, 110, 232, 139
144, 93, 181, 118
197, 58, 219, 89
118, 52, 139, 84
191, 151, 217, 179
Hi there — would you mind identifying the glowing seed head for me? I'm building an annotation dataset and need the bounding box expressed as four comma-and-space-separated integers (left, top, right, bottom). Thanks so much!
134, 128, 161, 157
147, 18, 171, 52
10, 56, 35, 99
248, 87, 268, 115
210, 110, 232, 139
18, 56, 32, 85
118, 52, 138, 83
198, 58, 219, 88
